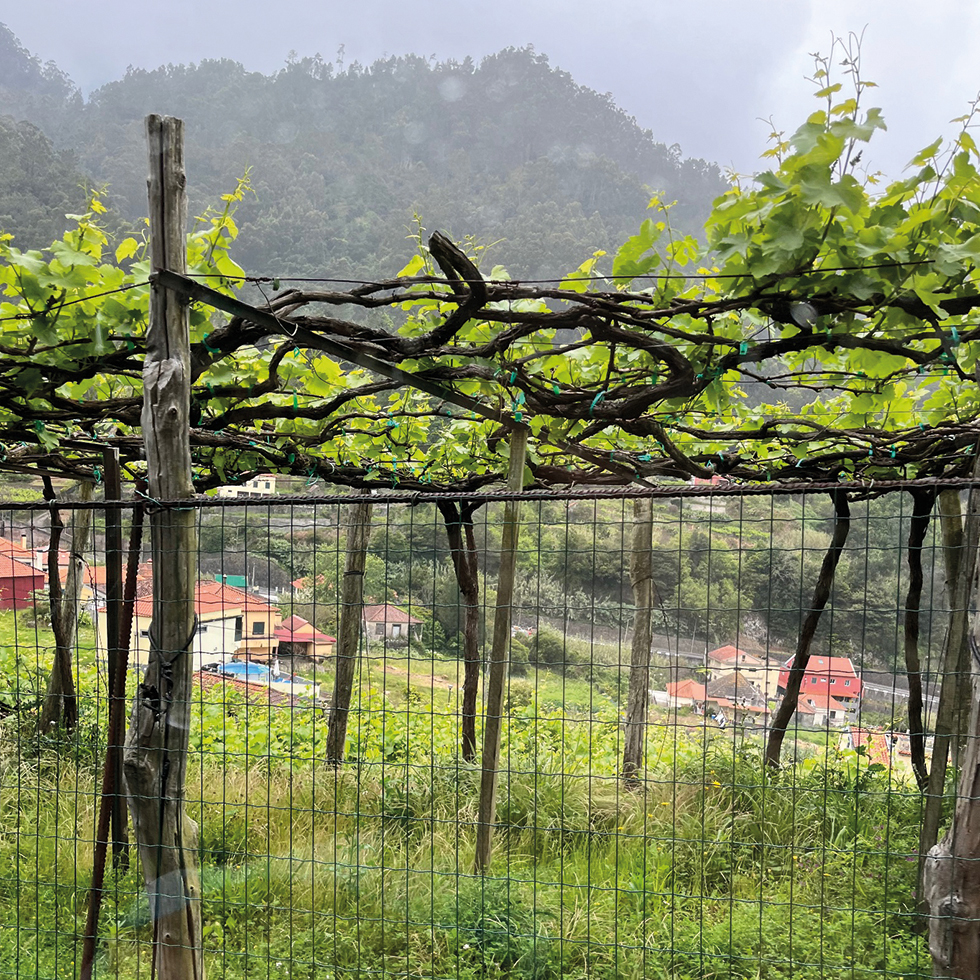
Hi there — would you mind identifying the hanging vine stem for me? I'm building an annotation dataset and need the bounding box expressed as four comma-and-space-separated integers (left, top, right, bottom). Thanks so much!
904, 488, 936, 791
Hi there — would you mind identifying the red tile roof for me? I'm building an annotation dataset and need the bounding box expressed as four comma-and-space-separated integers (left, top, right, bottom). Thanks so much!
0, 554, 43, 579
194, 670, 298, 707
708, 644, 764, 666
275, 615, 334, 644
667, 679, 706, 701
59, 564, 108, 588
0, 535, 37, 565
845, 727, 893, 767
362, 603, 422, 625
123, 579, 279, 619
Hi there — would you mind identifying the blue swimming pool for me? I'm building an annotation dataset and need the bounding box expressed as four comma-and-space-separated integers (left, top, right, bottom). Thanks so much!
220, 662, 304, 684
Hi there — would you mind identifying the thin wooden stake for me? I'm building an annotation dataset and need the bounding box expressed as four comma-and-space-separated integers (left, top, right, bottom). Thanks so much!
122, 113, 203, 980
102, 447, 130, 865
475, 427, 528, 872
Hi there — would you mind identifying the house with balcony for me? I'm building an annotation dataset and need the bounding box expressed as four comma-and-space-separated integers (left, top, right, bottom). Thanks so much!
706, 644, 782, 699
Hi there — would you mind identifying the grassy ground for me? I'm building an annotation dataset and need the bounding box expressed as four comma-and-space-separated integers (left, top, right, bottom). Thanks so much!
0, 616, 933, 979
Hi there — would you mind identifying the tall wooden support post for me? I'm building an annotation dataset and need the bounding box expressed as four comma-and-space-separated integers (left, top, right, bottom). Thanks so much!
622, 496, 654, 785
475, 427, 528, 872
123, 114, 203, 980
926, 465, 980, 978
326, 493, 373, 765
103, 447, 130, 865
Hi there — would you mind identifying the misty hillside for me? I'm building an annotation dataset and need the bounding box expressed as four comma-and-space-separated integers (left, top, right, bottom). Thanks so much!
0, 24, 728, 280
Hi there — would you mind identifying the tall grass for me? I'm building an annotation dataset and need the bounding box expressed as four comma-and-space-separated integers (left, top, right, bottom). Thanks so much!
0, 681, 930, 979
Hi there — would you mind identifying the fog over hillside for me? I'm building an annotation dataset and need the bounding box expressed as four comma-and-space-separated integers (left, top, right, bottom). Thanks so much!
0, 24, 728, 280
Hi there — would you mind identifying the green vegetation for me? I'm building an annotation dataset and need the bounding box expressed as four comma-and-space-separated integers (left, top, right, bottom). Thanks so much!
0, 24, 726, 282
0, 632, 930, 978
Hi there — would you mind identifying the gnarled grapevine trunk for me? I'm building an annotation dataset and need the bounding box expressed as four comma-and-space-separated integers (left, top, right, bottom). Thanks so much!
764, 489, 850, 769
325, 493, 373, 765
437, 500, 482, 761
38, 479, 94, 734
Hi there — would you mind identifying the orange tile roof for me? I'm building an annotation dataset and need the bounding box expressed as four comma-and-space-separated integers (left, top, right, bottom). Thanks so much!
0, 535, 37, 565
122, 579, 279, 619
846, 727, 893, 767
0, 555, 43, 579
708, 644, 763, 665
804, 692, 848, 712
275, 615, 334, 643
59, 564, 109, 588
667, 679, 706, 700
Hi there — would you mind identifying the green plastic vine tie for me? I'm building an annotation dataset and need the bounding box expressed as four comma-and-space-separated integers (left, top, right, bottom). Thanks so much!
739, 342, 748, 355
552, 385, 560, 396
509, 371, 517, 383
951, 326, 960, 347
93, 466, 102, 484
202, 333, 220, 355
588, 392, 606, 417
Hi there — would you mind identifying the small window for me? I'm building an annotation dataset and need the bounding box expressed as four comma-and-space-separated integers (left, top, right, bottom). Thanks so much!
140, 629, 150, 638
376, 623, 385, 636
234, 617, 243, 642
264, 482, 271, 490
196, 622, 208, 635
844, 679, 851, 687
252, 621, 266, 636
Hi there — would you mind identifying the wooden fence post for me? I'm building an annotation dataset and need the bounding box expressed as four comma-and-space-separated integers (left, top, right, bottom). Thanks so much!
122, 113, 203, 980
475, 427, 528, 872
622, 496, 654, 784
326, 492, 373, 765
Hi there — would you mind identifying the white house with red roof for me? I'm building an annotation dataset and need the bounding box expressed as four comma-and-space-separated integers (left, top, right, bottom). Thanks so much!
362, 603, 423, 641
778, 654, 862, 704
802, 691, 851, 728
666, 679, 706, 708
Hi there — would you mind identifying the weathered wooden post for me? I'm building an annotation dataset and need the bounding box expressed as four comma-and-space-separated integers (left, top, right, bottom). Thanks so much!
326, 492, 373, 764
122, 114, 203, 979
475, 426, 528, 872
925, 465, 980, 978
622, 495, 654, 784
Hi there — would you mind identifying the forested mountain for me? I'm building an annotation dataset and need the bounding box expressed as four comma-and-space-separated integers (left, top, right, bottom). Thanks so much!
0, 24, 728, 279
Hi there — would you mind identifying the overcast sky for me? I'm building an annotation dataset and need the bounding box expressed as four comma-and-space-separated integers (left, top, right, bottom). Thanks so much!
5, 1, 979, 180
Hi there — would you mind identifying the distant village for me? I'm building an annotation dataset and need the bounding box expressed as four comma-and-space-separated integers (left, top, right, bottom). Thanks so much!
0, 476, 913, 770
662, 642, 915, 770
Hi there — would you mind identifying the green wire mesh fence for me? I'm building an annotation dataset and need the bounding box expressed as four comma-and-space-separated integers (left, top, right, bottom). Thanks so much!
0, 484, 958, 978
